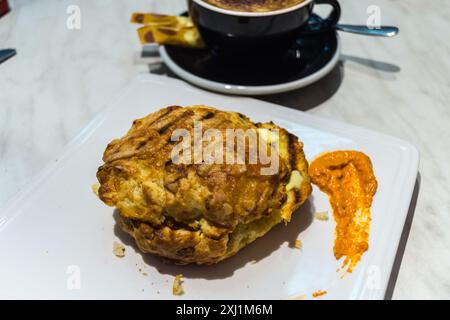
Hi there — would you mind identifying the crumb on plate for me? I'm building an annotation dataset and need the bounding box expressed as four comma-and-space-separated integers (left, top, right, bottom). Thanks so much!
113, 241, 125, 258
314, 211, 329, 221
173, 274, 184, 296
294, 239, 303, 249
92, 183, 100, 197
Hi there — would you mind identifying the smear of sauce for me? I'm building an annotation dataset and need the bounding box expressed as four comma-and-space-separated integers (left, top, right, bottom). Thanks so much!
309, 151, 377, 273
312, 290, 327, 298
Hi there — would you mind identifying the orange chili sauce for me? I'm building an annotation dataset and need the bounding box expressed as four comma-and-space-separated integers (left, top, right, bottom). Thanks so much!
312, 290, 327, 298
309, 151, 377, 273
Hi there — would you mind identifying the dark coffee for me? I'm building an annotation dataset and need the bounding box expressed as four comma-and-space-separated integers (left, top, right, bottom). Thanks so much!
202, 0, 306, 13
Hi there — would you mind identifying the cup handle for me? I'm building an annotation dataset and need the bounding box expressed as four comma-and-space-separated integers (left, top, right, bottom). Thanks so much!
301, 0, 341, 34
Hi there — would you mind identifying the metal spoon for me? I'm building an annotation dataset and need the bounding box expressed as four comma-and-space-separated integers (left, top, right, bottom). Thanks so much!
0, 48, 16, 64
336, 25, 399, 37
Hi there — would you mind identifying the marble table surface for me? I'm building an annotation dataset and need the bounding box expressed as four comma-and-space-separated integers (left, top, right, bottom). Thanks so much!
1, 0, 449, 299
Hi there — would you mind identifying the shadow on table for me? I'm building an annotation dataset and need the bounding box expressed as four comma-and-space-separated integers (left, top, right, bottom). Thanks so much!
257, 55, 400, 111
150, 60, 345, 112
384, 173, 421, 300
341, 54, 401, 73
151, 54, 400, 112
257, 61, 344, 111
114, 197, 316, 280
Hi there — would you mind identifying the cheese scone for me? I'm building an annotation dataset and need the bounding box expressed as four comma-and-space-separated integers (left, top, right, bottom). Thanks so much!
97, 106, 311, 264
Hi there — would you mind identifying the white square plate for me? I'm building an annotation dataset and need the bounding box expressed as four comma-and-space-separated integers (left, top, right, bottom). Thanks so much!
0, 74, 419, 299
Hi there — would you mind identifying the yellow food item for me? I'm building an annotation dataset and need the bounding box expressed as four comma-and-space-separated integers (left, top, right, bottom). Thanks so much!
92, 183, 100, 197
309, 151, 377, 273
137, 25, 204, 48
131, 13, 193, 27
113, 241, 125, 258
314, 211, 329, 221
286, 170, 303, 191
97, 106, 312, 264
172, 274, 184, 296
132, 12, 204, 48
294, 239, 303, 249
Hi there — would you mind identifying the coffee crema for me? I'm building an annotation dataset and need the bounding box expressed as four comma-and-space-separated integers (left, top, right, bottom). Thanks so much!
201, 0, 306, 13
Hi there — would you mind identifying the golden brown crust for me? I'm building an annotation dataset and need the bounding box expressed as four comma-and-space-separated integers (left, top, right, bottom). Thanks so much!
97, 106, 311, 264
